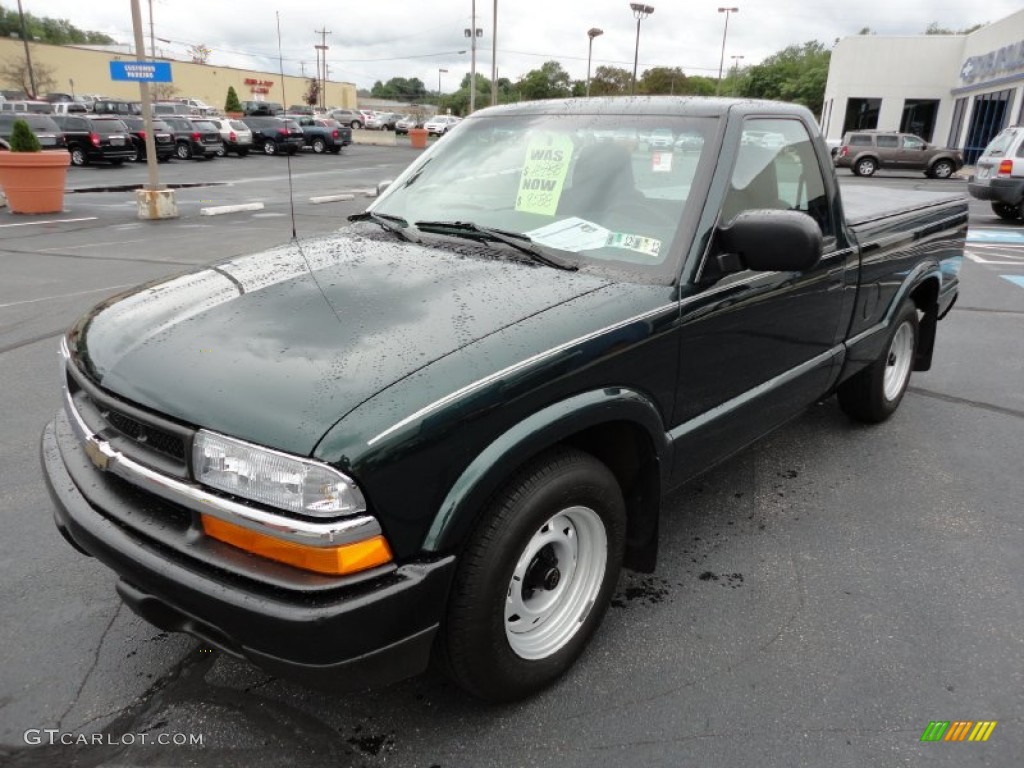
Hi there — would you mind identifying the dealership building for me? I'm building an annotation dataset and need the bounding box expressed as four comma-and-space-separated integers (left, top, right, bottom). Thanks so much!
821, 8, 1024, 164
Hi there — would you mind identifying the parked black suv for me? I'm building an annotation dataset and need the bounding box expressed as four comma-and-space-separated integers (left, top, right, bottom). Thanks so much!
241, 101, 284, 116
52, 115, 134, 166
0, 113, 66, 151
92, 99, 141, 117
241, 116, 305, 155
160, 115, 223, 160
117, 116, 176, 162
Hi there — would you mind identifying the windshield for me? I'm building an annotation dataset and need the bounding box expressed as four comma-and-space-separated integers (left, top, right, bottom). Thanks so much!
982, 128, 1020, 158
371, 112, 717, 279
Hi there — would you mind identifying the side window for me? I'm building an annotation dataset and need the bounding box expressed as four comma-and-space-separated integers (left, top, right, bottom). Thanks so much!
849, 134, 872, 146
724, 119, 833, 238
876, 135, 898, 148
902, 136, 924, 150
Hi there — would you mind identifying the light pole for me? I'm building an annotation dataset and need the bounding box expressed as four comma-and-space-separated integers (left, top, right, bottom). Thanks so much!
586, 28, 603, 97
464, 1, 483, 113
727, 55, 744, 96
716, 7, 738, 96
491, 0, 498, 106
629, 3, 654, 96
438, 68, 448, 102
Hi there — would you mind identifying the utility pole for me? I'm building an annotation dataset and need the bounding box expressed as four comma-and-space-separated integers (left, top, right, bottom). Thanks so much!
465, 1, 481, 114
490, 0, 498, 106
16, 0, 36, 97
315, 27, 331, 110
148, 0, 156, 62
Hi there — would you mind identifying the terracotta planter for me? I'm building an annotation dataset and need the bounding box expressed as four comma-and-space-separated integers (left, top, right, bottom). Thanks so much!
0, 150, 71, 214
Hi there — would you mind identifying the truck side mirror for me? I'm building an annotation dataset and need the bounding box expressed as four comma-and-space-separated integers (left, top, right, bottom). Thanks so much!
717, 210, 822, 273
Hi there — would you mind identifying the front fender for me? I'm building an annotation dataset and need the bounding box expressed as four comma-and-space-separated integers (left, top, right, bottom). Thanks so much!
422, 387, 671, 554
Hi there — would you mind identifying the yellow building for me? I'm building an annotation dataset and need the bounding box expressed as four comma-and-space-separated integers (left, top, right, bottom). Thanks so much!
0, 39, 357, 109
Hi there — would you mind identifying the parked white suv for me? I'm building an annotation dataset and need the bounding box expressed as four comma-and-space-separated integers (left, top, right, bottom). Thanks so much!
968, 126, 1024, 221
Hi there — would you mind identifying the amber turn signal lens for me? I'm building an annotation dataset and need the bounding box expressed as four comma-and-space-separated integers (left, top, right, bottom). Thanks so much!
201, 515, 392, 576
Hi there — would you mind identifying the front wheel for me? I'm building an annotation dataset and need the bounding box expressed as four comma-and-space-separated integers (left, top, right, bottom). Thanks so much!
837, 299, 919, 423
216, 144, 226, 157
439, 447, 625, 702
930, 159, 955, 179
991, 202, 1023, 221
854, 157, 877, 177
351, 120, 360, 130
262, 139, 276, 155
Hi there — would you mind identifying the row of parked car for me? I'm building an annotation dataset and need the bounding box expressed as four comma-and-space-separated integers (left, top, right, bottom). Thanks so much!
0, 112, 353, 165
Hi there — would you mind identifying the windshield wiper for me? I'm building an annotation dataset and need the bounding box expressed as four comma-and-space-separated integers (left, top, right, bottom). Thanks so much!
413, 220, 578, 271
348, 211, 420, 243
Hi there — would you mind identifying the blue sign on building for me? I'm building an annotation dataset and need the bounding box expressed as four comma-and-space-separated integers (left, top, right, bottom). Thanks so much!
109, 61, 173, 83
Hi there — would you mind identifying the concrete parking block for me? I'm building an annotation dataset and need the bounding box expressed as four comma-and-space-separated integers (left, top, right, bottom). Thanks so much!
200, 202, 265, 216
309, 193, 355, 204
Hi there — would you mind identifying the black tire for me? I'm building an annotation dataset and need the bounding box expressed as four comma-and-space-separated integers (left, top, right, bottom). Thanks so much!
216, 144, 226, 157
854, 157, 877, 177
311, 137, 326, 154
127, 145, 140, 163
930, 159, 954, 179
351, 120, 360, 130
109, 159, 124, 166
262, 139, 277, 155
837, 299, 919, 423
237, 149, 249, 157
70, 146, 87, 166
439, 447, 626, 702
175, 142, 192, 160
287, 147, 298, 156
991, 202, 1022, 221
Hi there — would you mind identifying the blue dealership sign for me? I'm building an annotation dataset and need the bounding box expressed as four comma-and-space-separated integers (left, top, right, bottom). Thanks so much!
109, 61, 173, 83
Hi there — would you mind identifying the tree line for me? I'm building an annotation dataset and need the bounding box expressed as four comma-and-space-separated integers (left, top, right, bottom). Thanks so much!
0, 3, 114, 45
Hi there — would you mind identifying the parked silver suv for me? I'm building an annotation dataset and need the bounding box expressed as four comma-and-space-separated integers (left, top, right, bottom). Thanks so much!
968, 126, 1024, 221
834, 130, 963, 179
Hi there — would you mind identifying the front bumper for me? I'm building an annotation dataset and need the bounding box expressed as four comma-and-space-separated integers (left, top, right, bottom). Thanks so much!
41, 413, 455, 689
968, 177, 1024, 205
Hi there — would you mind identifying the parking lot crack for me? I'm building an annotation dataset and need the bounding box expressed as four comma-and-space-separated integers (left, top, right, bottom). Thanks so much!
907, 386, 1024, 420
57, 603, 122, 731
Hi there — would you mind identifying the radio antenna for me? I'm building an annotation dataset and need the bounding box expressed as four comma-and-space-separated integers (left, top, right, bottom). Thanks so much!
276, 11, 298, 240
274, 12, 345, 328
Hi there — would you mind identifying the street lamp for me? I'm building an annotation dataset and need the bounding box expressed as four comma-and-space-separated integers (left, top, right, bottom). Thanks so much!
716, 7, 738, 96
586, 28, 604, 97
728, 55, 744, 95
465, 0, 483, 114
629, 4, 654, 96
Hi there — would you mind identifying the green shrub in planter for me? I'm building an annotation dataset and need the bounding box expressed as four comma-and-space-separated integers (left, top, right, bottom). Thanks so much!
9, 119, 42, 152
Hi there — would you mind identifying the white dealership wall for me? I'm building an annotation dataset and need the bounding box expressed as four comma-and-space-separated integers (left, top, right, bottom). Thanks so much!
822, 9, 1024, 158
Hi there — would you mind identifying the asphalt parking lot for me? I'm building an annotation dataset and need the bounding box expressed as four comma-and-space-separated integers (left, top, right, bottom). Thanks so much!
1, 155, 1022, 767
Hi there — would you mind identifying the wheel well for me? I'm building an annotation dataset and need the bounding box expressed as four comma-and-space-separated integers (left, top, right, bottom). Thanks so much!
910, 277, 939, 371
563, 421, 661, 573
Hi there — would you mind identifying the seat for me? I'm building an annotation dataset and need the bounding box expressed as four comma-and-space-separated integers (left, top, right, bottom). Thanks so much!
558, 142, 643, 218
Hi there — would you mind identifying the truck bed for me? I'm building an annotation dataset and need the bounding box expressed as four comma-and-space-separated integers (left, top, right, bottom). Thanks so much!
840, 184, 966, 228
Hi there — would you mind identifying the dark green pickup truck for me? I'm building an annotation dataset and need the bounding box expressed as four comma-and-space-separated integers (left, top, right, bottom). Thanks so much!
42, 97, 966, 702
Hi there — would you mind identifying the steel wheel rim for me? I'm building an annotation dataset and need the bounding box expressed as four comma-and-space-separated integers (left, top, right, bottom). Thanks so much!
884, 321, 914, 401
933, 162, 952, 179
505, 506, 607, 660
858, 160, 874, 175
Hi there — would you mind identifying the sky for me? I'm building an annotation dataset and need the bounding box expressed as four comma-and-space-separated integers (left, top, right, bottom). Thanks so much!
16, 0, 1023, 92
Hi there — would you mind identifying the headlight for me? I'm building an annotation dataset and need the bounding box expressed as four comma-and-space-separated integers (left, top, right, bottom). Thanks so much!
192, 430, 366, 518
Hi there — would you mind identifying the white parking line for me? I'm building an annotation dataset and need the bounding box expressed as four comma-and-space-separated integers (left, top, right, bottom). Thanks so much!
0, 216, 98, 229
0, 283, 135, 309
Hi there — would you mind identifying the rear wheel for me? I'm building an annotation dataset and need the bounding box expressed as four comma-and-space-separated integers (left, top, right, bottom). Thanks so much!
70, 147, 87, 166
991, 202, 1023, 221
439, 447, 625, 702
351, 120, 360, 130
216, 144, 226, 157
854, 157, 877, 177
930, 159, 955, 179
175, 142, 192, 160
237, 149, 249, 158
837, 298, 919, 423
311, 137, 326, 154
262, 139, 276, 155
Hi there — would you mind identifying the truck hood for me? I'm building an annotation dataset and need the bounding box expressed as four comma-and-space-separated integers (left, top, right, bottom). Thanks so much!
69, 232, 612, 456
